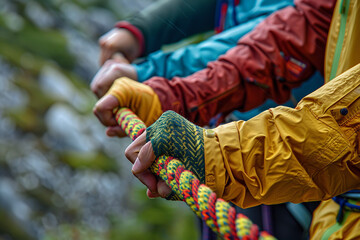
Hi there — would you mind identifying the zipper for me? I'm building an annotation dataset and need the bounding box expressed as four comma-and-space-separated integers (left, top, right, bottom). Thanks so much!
329, 0, 351, 80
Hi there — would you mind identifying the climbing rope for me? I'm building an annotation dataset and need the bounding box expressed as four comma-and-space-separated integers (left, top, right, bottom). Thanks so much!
116, 108, 276, 240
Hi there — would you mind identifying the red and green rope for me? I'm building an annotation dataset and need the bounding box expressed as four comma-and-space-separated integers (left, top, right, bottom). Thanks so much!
116, 108, 276, 240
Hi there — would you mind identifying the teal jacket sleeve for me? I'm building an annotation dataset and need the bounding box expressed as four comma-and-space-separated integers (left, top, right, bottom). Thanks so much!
134, 16, 265, 82
144, 0, 335, 126
133, 0, 294, 82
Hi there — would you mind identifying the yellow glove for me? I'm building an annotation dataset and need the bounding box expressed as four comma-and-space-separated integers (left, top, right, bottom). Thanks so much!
106, 77, 162, 126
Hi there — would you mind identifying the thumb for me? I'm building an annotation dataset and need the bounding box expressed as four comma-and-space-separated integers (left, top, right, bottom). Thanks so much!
132, 141, 156, 174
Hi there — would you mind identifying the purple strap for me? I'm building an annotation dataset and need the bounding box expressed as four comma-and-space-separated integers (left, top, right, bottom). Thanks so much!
262, 205, 274, 235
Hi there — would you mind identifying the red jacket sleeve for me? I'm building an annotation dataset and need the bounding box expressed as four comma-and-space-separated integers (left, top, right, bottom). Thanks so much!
145, 0, 336, 126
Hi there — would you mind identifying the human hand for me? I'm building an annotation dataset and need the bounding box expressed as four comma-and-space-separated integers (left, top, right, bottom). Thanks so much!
93, 77, 163, 137
91, 60, 137, 98
99, 28, 141, 65
124, 131, 172, 198
125, 111, 206, 198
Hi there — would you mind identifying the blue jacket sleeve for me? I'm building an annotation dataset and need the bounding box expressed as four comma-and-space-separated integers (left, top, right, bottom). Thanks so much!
135, 16, 265, 82
134, 0, 294, 82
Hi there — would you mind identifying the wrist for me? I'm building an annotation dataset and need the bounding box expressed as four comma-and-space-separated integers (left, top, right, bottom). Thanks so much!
203, 126, 227, 199
115, 21, 144, 58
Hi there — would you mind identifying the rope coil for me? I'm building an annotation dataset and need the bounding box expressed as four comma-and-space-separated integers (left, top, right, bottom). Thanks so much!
116, 108, 276, 240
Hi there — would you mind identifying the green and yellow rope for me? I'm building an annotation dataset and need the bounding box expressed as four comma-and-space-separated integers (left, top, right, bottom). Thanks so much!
116, 108, 276, 240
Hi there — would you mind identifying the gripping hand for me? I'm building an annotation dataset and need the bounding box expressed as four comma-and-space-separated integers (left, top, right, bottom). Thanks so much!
107, 77, 162, 126
146, 111, 205, 183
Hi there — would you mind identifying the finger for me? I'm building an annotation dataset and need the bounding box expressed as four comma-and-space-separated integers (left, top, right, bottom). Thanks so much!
112, 52, 130, 64
99, 49, 112, 66
93, 95, 119, 126
90, 67, 106, 97
146, 188, 161, 199
100, 42, 120, 66
99, 51, 105, 66
131, 140, 155, 174
106, 126, 127, 138
133, 169, 158, 193
92, 85, 107, 99
157, 180, 172, 198
125, 132, 146, 164
91, 64, 115, 98
99, 34, 114, 66
93, 106, 115, 126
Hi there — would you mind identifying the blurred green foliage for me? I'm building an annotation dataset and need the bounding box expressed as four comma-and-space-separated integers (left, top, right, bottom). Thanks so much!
0, 0, 199, 239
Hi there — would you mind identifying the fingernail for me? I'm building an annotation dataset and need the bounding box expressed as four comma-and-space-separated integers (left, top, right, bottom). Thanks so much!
132, 158, 141, 174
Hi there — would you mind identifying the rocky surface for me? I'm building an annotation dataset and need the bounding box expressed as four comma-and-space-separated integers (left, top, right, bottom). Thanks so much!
0, 1, 197, 239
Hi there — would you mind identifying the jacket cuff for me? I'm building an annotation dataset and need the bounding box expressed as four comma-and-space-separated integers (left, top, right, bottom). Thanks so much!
204, 128, 226, 198
115, 21, 145, 57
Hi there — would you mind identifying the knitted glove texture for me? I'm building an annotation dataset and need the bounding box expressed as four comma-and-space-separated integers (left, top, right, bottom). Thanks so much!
146, 111, 205, 183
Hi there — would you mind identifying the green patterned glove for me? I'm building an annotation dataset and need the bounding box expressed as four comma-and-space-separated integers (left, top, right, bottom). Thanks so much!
146, 111, 205, 183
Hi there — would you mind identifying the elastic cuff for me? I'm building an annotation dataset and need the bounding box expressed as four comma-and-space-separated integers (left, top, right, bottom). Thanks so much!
115, 21, 145, 56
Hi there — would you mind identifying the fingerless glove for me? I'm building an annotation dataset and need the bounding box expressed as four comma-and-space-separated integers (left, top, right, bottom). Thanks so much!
146, 111, 205, 183
107, 77, 162, 126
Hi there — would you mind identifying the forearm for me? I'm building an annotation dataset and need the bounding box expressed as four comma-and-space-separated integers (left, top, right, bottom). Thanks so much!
205, 64, 360, 208
145, 0, 335, 126
134, 16, 265, 82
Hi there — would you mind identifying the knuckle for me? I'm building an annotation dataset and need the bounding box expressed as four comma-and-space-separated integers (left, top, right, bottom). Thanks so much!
110, 62, 121, 70
103, 59, 112, 66
160, 111, 178, 128
124, 147, 132, 159
99, 38, 106, 47
162, 110, 177, 119
92, 103, 101, 115
92, 106, 98, 116
90, 83, 97, 92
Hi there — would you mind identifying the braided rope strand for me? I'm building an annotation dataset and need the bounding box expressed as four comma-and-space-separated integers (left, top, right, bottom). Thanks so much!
116, 108, 276, 240
115, 108, 146, 141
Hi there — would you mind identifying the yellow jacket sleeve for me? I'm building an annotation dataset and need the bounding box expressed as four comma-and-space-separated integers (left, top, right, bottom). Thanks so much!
310, 199, 360, 239
204, 63, 360, 208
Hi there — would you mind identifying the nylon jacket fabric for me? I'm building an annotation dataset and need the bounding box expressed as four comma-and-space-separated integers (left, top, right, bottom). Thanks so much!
133, 0, 293, 82
126, 0, 216, 56
145, 0, 335, 126
325, 0, 360, 82
310, 199, 360, 239
309, 1, 360, 238
202, 0, 360, 237
134, 18, 265, 82
203, 63, 360, 207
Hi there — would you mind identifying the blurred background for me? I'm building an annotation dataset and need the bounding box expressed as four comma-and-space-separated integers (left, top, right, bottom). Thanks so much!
0, 0, 199, 239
